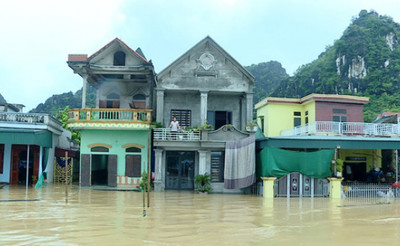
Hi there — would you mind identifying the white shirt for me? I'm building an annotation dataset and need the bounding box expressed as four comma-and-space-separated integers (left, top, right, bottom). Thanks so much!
170, 121, 179, 131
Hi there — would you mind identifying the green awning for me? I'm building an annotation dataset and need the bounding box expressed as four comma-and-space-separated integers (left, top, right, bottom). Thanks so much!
257, 146, 334, 178
0, 129, 52, 147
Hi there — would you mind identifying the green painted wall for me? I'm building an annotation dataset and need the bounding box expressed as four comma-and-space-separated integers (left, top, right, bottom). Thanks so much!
80, 129, 150, 175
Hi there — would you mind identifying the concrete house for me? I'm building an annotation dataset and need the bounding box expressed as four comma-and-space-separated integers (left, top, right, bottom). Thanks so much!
67, 38, 154, 188
255, 94, 400, 198
153, 36, 256, 193
0, 110, 73, 186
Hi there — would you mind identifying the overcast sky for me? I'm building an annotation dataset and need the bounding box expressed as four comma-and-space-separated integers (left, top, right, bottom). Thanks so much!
1, 0, 400, 111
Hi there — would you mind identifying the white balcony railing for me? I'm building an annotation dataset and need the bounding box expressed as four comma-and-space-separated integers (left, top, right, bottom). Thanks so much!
280, 121, 400, 137
153, 128, 200, 141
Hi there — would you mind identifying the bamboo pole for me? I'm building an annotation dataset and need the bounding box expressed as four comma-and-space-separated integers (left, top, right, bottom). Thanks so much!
26, 145, 30, 193
65, 151, 68, 204
147, 130, 151, 208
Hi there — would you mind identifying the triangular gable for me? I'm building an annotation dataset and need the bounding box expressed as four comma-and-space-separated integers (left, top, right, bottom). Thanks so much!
158, 36, 255, 82
88, 38, 149, 64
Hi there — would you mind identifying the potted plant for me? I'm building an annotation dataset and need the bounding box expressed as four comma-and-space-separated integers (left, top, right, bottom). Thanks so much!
150, 121, 163, 129
194, 173, 212, 193
245, 120, 258, 132
336, 158, 343, 177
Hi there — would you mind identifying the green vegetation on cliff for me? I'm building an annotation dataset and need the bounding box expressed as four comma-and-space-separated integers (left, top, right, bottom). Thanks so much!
273, 10, 400, 122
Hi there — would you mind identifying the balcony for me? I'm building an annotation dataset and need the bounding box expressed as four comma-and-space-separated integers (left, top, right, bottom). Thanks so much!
280, 121, 400, 137
67, 108, 152, 130
153, 128, 201, 141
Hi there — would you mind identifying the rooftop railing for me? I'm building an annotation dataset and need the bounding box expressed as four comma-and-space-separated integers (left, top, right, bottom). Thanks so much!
68, 108, 152, 124
0, 112, 47, 124
280, 121, 400, 137
153, 128, 201, 141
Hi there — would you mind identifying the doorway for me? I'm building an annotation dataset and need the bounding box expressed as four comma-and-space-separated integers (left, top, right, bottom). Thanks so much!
165, 151, 195, 190
10, 145, 39, 185
91, 155, 108, 185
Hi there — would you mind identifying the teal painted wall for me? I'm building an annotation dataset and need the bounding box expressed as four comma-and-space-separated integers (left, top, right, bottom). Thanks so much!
80, 129, 150, 175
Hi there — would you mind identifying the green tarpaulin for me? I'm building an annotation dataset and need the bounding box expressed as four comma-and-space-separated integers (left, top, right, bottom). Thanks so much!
257, 146, 335, 178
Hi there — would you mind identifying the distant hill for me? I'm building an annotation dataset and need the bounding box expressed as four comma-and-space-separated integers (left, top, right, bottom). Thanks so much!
273, 10, 400, 122
29, 86, 96, 116
245, 61, 289, 105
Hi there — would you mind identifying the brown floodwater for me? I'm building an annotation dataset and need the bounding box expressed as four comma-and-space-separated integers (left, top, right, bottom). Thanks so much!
1, 185, 400, 246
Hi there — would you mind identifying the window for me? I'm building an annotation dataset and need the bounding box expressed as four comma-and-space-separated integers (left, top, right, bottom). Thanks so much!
293, 111, 301, 127
0, 144, 4, 174
126, 147, 141, 153
260, 117, 265, 133
305, 111, 309, 124
91, 146, 109, 152
333, 109, 347, 114
132, 94, 146, 109
207, 111, 232, 130
171, 109, 191, 127
211, 151, 224, 182
294, 112, 301, 116
113, 51, 126, 66
125, 155, 141, 177
333, 116, 347, 122
294, 118, 301, 127
100, 93, 120, 108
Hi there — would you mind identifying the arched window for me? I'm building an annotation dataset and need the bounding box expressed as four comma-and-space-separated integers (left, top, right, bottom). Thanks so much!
131, 93, 146, 109
113, 51, 126, 66
101, 92, 120, 108
91, 146, 109, 152
126, 147, 141, 153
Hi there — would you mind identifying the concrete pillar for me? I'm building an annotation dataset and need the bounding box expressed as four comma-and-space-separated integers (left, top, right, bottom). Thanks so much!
96, 88, 100, 108
82, 74, 88, 108
246, 92, 254, 123
241, 94, 246, 129
328, 177, 343, 199
200, 91, 208, 126
154, 149, 164, 192
262, 177, 276, 198
198, 150, 208, 175
156, 89, 165, 124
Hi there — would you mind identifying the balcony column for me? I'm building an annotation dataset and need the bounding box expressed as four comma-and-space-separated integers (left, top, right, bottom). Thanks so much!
198, 150, 209, 175
154, 149, 164, 192
156, 89, 165, 124
82, 74, 88, 108
241, 94, 246, 129
246, 92, 254, 123
200, 90, 208, 126
96, 88, 100, 108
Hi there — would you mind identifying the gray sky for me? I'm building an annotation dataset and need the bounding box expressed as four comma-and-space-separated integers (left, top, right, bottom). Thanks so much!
1, 0, 400, 111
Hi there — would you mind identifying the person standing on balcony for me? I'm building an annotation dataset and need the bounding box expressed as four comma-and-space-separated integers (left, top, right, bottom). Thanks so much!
169, 117, 180, 140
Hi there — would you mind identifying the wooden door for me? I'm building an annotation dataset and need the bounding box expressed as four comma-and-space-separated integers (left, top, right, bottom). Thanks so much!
107, 155, 118, 187
81, 154, 91, 187
10, 148, 20, 185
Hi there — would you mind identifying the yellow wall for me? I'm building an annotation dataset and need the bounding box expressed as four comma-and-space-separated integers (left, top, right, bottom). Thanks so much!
303, 101, 316, 123
264, 103, 305, 137
256, 100, 316, 137
339, 149, 382, 173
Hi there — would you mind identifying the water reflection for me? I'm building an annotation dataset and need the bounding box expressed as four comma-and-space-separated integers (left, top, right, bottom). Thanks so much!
1, 185, 399, 245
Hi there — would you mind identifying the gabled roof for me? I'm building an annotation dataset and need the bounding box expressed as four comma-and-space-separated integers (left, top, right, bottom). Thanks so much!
88, 38, 149, 64
157, 36, 255, 82
0, 93, 6, 104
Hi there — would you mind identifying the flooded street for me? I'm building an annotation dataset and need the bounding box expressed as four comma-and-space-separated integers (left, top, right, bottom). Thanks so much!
1, 185, 400, 245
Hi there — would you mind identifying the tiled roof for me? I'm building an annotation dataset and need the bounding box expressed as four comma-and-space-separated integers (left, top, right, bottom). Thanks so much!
88, 38, 148, 63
